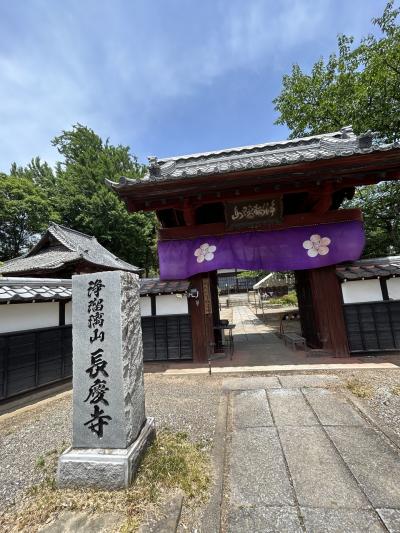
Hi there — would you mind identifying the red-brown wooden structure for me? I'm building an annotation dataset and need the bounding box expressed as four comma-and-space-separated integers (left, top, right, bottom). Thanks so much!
108, 127, 400, 362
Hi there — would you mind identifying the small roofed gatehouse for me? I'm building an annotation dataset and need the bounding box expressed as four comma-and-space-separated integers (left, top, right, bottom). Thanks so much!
0, 222, 141, 278
107, 126, 400, 361
0, 224, 193, 401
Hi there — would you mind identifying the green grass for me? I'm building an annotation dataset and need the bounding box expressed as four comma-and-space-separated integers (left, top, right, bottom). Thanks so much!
0, 431, 211, 533
35, 456, 45, 469
266, 290, 298, 307
138, 431, 209, 499
346, 378, 373, 399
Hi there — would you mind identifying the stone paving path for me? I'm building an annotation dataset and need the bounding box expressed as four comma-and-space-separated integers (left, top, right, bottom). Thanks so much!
232, 305, 275, 343
221, 375, 400, 532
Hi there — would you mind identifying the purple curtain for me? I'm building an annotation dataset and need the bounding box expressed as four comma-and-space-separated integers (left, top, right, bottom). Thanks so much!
158, 220, 365, 280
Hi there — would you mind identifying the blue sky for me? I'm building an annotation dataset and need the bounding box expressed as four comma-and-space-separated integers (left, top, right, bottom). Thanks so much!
0, 0, 389, 171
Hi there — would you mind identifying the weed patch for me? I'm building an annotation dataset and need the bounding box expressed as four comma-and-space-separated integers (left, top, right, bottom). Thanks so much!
0, 430, 210, 533
346, 378, 373, 399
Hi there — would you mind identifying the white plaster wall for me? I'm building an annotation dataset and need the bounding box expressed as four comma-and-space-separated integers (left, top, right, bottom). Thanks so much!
140, 296, 152, 317
0, 302, 60, 333
387, 277, 400, 300
65, 301, 72, 324
156, 294, 188, 315
341, 279, 383, 304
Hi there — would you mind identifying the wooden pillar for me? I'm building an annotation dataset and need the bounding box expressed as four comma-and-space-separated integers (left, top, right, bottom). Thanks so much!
188, 273, 215, 363
59, 301, 66, 326
295, 270, 320, 349
308, 266, 350, 357
209, 271, 222, 346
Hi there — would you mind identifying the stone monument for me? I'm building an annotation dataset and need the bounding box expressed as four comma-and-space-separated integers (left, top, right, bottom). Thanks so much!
58, 270, 155, 489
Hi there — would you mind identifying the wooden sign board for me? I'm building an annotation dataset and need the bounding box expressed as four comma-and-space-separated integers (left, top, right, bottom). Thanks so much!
225, 197, 283, 229
202, 278, 212, 315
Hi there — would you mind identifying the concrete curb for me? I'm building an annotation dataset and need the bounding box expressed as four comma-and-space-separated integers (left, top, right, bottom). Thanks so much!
201, 391, 229, 533
150, 362, 398, 376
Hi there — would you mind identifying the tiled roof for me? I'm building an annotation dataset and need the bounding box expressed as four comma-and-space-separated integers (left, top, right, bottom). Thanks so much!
0, 223, 140, 275
0, 277, 189, 302
106, 127, 400, 189
0, 277, 72, 303
336, 256, 400, 281
0, 247, 80, 274
139, 278, 190, 295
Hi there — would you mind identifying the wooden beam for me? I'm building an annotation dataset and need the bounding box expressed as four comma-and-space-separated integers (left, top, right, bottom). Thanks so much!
125, 168, 397, 213
158, 208, 363, 241
117, 150, 400, 212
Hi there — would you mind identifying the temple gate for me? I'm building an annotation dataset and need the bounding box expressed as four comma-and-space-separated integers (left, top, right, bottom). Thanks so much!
107, 127, 400, 361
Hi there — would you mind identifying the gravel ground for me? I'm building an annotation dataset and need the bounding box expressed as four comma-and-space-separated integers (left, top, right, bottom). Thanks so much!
0, 394, 73, 511
2, 368, 400, 528
334, 368, 400, 438
0, 374, 223, 514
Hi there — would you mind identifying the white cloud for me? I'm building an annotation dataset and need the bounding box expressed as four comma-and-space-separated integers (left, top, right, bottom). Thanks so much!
0, 0, 387, 169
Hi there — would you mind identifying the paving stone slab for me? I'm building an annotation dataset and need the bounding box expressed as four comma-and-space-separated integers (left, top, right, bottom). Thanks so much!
303, 388, 366, 426
268, 388, 318, 426
376, 508, 400, 533
39, 512, 124, 533
327, 426, 400, 509
301, 507, 386, 532
278, 374, 340, 388
232, 389, 273, 428
227, 505, 302, 533
278, 426, 370, 509
222, 376, 281, 391
229, 427, 295, 506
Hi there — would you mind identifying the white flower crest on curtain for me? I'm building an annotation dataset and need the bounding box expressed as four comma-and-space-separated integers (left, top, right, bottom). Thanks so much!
303, 234, 331, 257
194, 243, 217, 263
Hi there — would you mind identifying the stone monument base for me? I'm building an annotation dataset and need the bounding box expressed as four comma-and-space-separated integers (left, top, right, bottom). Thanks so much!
58, 417, 156, 490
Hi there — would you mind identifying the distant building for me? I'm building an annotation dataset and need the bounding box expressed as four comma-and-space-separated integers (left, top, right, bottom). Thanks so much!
253, 272, 294, 297
0, 222, 140, 278
336, 256, 400, 353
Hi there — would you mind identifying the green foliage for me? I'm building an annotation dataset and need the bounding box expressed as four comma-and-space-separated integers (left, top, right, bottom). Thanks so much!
50, 125, 157, 275
273, 1, 400, 257
0, 124, 158, 274
237, 270, 268, 279
274, 1, 400, 141
266, 290, 298, 307
345, 181, 400, 257
0, 173, 57, 261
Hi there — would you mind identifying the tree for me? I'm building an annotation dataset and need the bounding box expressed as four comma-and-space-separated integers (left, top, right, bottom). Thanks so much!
49, 125, 158, 275
0, 174, 56, 261
347, 181, 400, 257
1, 125, 158, 274
273, 1, 400, 141
273, 1, 400, 257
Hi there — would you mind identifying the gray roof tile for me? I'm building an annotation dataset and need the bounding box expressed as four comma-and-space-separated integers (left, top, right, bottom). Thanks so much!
0, 278, 72, 303
0, 224, 140, 275
0, 277, 189, 302
139, 278, 190, 295
336, 256, 400, 280
106, 127, 400, 190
